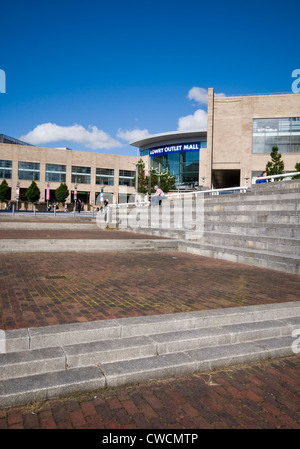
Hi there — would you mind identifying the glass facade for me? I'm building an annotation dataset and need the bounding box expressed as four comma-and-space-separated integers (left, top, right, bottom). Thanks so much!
71, 165, 91, 184
45, 164, 66, 183
151, 152, 200, 184
148, 141, 205, 185
253, 118, 300, 154
119, 170, 135, 186
151, 151, 200, 185
0, 159, 12, 179
18, 161, 40, 181
96, 168, 114, 186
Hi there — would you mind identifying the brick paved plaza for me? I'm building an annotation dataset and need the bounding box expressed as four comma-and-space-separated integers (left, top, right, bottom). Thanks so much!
0, 226, 299, 429
0, 249, 299, 331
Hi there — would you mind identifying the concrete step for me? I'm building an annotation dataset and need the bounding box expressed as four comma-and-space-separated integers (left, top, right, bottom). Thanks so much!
101, 335, 296, 388
4, 334, 293, 408
0, 366, 105, 408
6, 302, 299, 353
249, 180, 300, 193
178, 240, 300, 274
203, 200, 299, 213
0, 238, 176, 253
0, 331, 298, 407
204, 190, 300, 204
203, 211, 299, 225
116, 226, 300, 272
118, 223, 300, 242
198, 231, 300, 256
204, 222, 300, 239
0, 222, 99, 230
0, 302, 299, 408
2, 317, 299, 381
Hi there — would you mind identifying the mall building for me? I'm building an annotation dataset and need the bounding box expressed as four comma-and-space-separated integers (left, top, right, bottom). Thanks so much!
0, 134, 137, 206
1, 89, 300, 206
131, 89, 300, 189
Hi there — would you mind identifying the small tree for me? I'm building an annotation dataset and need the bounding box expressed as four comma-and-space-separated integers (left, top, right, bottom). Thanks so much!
55, 183, 69, 204
147, 168, 176, 194
159, 171, 176, 193
293, 162, 300, 179
266, 146, 285, 180
133, 159, 148, 195
26, 181, 40, 204
0, 179, 10, 204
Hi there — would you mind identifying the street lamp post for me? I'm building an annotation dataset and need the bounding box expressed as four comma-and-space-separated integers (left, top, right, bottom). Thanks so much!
16, 182, 20, 211
73, 183, 77, 213
128, 160, 144, 204
46, 182, 50, 211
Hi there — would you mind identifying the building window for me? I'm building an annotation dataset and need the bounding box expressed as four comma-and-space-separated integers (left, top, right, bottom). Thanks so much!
151, 151, 199, 185
18, 161, 40, 181
253, 118, 300, 154
71, 165, 91, 184
0, 160, 12, 179
45, 164, 66, 183
96, 168, 114, 186
119, 170, 135, 186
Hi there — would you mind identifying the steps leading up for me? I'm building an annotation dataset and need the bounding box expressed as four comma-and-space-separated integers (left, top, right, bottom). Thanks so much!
1, 301, 299, 408
0, 238, 177, 253
113, 180, 300, 274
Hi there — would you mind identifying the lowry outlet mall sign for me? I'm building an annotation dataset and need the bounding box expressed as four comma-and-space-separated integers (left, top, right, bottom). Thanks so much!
149, 142, 202, 157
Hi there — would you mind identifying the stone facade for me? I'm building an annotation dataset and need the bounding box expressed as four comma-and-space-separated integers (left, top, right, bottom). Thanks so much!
0, 143, 136, 205
207, 88, 300, 188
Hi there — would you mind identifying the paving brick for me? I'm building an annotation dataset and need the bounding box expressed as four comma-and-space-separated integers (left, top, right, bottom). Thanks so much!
23, 412, 39, 429
80, 401, 98, 418
7, 409, 23, 426
39, 412, 57, 429
69, 410, 86, 428
121, 399, 140, 415
1, 251, 299, 330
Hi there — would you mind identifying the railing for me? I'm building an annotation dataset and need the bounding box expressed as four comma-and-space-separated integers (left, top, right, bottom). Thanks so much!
112, 172, 300, 209
110, 185, 248, 209
252, 171, 300, 184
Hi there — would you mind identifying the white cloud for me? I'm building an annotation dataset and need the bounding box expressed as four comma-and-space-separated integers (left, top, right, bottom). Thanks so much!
187, 87, 226, 105
117, 128, 151, 143
188, 87, 209, 105
177, 109, 208, 131
20, 123, 123, 150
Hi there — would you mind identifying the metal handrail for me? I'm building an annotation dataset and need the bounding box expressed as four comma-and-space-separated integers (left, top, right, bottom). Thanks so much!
252, 171, 300, 183
111, 172, 300, 209
112, 185, 248, 208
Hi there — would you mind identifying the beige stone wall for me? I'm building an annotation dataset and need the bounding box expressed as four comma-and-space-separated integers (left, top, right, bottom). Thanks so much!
208, 89, 300, 186
0, 144, 136, 204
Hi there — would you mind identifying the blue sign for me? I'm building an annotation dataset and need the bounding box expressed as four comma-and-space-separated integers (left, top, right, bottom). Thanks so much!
149, 142, 202, 157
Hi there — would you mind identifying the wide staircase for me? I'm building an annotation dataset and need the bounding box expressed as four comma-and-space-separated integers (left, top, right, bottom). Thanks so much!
111, 180, 300, 274
1, 301, 299, 408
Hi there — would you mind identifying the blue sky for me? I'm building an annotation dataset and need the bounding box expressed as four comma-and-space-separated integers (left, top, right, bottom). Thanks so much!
0, 0, 299, 156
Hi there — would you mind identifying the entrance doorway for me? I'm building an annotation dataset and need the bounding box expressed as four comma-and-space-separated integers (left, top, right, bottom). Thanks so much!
212, 169, 240, 189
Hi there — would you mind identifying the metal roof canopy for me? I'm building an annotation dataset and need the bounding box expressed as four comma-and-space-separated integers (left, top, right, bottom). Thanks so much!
130, 130, 207, 150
